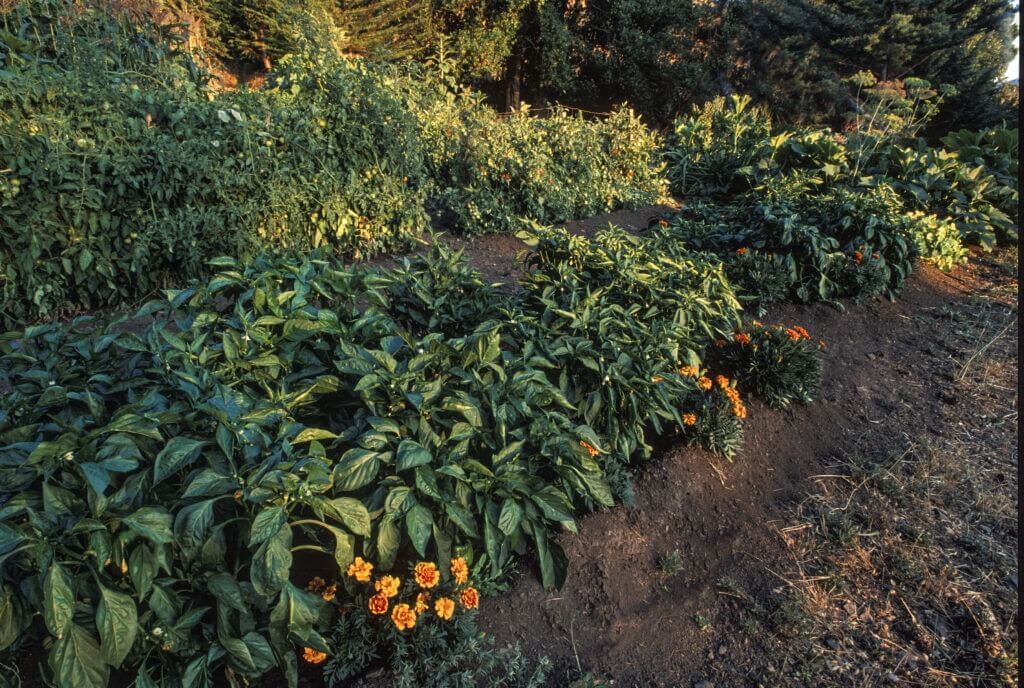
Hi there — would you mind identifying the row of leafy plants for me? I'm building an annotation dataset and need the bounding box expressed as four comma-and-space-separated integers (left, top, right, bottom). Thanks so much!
659, 85, 1016, 311
0, 220, 826, 687
0, 1, 665, 327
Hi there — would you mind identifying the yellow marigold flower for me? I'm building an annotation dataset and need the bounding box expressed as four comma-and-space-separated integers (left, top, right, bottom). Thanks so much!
414, 562, 440, 589
734, 333, 751, 345
391, 603, 417, 631
697, 376, 713, 391
579, 440, 599, 457
302, 648, 327, 665
346, 556, 373, 583
678, 365, 698, 377
375, 575, 400, 598
450, 557, 469, 585
434, 596, 455, 620
682, 413, 697, 426
368, 592, 389, 615
322, 583, 337, 602
415, 592, 430, 614
305, 576, 326, 593
459, 586, 479, 610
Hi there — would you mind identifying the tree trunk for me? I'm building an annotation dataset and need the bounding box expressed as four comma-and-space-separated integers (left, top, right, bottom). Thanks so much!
505, 46, 524, 110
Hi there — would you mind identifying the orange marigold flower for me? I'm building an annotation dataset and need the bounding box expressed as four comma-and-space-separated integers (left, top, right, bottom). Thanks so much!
657, 219, 669, 227
714, 339, 727, 348
414, 562, 440, 589
682, 413, 697, 426
306, 576, 326, 593
732, 402, 747, 419
322, 583, 337, 602
302, 648, 327, 665
434, 596, 456, 620
678, 365, 699, 377
459, 586, 479, 610
785, 328, 801, 342
368, 593, 389, 615
791, 326, 810, 340
391, 603, 417, 631
853, 250, 863, 263
375, 575, 400, 598
450, 557, 469, 585
346, 557, 373, 583
579, 440, 599, 457
697, 376, 713, 391
415, 592, 430, 614
716, 375, 730, 389
736, 247, 748, 255
734, 333, 751, 345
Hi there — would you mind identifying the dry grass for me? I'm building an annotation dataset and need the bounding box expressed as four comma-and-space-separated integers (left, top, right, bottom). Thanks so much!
722, 251, 1017, 687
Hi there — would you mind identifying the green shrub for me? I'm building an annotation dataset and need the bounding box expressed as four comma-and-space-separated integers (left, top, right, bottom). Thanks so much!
412, 86, 667, 235
706, 322, 824, 410
902, 211, 969, 272
515, 226, 743, 462
0, 249, 622, 686
659, 182, 917, 307
380, 240, 508, 338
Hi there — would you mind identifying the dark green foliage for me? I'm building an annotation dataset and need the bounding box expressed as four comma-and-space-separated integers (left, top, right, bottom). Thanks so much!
381, 240, 508, 338
0, 2, 428, 326
516, 226, 743, 460
743, 0, 1017, 131
709, 322, 824, 410
561, 0, 733, 123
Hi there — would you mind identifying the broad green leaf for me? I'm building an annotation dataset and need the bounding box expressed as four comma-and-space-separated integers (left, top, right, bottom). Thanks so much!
44, 563, 74, 639
405, 504, 433, 557
123, 507, 174, 544
49, 625, 110, 688
396, 439, 432, 471
96, 586, 137, 667
322, 498, 371, 536
153, 437, 204, 484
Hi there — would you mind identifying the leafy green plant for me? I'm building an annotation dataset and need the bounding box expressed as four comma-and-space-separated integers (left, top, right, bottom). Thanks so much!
902, 212, 969, 272
706, 322, 824, 410
380, 239, 508, 338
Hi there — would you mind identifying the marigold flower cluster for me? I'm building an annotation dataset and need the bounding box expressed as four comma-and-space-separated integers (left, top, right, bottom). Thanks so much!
309, 555, 479, 643
785, 325, 811, 342
678, 365, 699, 377
734, 332, 751, 345
722, 383, 746, 419
697, 376, 713, 391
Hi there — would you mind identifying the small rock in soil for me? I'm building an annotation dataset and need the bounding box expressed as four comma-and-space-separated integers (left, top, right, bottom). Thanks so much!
695, 682, 714, 688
